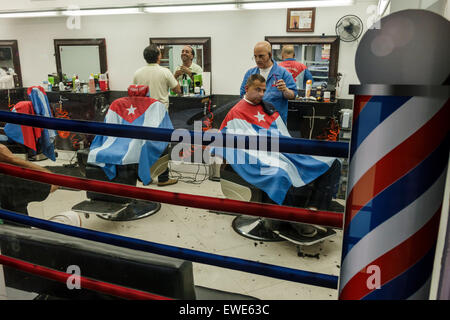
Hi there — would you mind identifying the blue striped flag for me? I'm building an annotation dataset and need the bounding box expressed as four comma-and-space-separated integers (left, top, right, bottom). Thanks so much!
87, 97, 172, 185
4, 86, 56, 160
214, 99, 337, 205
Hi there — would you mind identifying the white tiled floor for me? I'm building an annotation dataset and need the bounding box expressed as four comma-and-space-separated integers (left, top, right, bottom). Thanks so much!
5, 152, 344, 300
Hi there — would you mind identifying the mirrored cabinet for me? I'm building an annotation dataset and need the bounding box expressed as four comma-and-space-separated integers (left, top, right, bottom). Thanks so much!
54, 38, 108, 83
265, 36, 339, 89
0, 40, 22, 88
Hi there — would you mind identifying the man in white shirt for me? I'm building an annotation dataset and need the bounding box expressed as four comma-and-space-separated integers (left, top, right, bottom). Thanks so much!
173, 45, 203, 82
133, 45, 180, 186
133, 45, 181, 109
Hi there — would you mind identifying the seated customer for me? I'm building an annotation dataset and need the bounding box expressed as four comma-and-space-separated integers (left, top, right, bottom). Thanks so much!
215, 74, 340, 237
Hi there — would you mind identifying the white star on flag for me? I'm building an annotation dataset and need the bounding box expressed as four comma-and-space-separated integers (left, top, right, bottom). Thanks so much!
127, 105, 137, 115
254, 111, 266, 122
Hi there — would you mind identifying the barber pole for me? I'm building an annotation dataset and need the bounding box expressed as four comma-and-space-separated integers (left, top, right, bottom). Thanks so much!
339, 90, 449, 299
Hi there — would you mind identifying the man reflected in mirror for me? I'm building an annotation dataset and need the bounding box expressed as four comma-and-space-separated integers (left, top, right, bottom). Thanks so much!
278, 45, 313, 89
173, 45, 203, 82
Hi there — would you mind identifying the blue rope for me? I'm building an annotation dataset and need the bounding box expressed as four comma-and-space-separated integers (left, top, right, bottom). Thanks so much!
0, 208, 338, 289
0, 111, 349, 157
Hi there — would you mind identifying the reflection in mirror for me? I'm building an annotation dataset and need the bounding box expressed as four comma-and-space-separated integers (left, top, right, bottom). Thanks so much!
160, 45, 204, 74
150, 37, 211, 94
0, 40, 22, 88
59, 46, 101, 83
54, 39, 107, 83
266, 36, 339, 90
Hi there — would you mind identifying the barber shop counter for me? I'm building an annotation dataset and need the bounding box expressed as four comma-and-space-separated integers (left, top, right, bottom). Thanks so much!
0, 88, 213, 151
287, 99, 342, 139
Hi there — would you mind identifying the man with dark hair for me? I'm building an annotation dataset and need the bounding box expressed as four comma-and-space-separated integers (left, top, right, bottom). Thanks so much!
173, 45, 203, 82
133, 45, 181, 110
240, 41, 297, 125
133, 45, 180, 186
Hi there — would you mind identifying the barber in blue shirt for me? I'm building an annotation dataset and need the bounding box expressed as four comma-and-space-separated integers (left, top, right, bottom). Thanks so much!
240, 41, 297, 124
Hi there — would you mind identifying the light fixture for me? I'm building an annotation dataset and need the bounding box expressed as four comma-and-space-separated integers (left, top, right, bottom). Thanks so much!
240, 0, 355, 10
377, 0, 390, 15
144, 4, 238, 13
63, 7, 143, 16
0, 10, 60, 18
0, 0, 356, 18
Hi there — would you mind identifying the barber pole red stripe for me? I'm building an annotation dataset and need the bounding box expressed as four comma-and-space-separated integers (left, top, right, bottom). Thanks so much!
339, 95, 449, 300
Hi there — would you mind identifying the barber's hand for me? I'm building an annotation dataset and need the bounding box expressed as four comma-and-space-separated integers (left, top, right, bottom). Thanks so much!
275, 79, 287, 92
180, 66, 192, 76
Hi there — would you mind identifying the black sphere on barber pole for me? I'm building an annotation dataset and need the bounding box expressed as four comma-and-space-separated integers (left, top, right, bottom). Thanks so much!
355, 9, 450, 85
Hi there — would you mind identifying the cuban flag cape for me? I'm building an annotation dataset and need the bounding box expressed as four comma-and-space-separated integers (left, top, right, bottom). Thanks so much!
87, 97, 172, 185
4, 86, 56, 160
215, 99, 337, 205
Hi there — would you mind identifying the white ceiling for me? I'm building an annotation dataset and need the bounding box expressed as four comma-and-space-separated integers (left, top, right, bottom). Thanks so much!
1, 0, 368, 12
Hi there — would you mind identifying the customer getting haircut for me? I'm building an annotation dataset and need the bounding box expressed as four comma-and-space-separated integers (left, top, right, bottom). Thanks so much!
246, 74, 266, 87
143, 45, 160, 64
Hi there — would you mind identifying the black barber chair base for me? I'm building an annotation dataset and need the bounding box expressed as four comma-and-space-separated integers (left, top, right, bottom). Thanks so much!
273, 225, 337, 247
72, 199, 161, 221
232, 216, 284, 242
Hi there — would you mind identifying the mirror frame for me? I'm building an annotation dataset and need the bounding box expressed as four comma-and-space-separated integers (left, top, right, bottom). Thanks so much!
149, 37, 211, 72
54, 38, 108, 81
0, 40, 23, 88
265, 35, 340, 85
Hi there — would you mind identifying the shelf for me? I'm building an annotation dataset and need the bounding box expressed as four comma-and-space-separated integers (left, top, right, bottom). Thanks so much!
304, 60, 329, 65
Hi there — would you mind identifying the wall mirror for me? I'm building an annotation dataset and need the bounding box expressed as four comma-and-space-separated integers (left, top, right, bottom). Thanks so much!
0, 40, 22, 88
54, 38, 107, 83
149, 37, 211, 93
265, 36, 339, 89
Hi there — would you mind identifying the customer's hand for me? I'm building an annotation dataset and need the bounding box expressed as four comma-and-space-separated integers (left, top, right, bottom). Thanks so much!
0, 144, 15, 163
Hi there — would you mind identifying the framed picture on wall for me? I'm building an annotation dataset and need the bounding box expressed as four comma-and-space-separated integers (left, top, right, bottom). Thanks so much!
286, 8, 316, 32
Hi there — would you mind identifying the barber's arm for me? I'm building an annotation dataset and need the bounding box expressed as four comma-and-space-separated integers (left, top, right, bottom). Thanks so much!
0, 144, 59, 193
172, 83, 182, 95
275, 79, 296, 100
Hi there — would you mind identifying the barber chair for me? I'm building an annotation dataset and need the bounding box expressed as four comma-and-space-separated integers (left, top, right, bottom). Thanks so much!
220, 164, 337, 246
71, 149, 168, 221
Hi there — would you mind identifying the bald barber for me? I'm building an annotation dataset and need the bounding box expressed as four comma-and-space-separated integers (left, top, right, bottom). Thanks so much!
240, 41, 297, 124
279, 45, 313, 89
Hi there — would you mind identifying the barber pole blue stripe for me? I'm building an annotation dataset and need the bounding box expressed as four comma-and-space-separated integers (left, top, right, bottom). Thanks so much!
349, 96, 410, 159
339, 94, 449, 300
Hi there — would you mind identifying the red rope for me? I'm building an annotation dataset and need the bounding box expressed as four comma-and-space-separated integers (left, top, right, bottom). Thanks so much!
0, 254, 172, 300
0, 163, 343, 228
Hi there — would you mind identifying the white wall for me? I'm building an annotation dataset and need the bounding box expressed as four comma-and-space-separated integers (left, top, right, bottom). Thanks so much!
0, 1, 378, 99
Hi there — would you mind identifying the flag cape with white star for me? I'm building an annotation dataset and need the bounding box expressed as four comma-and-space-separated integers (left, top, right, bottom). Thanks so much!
215, 99, 337, 205
87, 96, 172, 185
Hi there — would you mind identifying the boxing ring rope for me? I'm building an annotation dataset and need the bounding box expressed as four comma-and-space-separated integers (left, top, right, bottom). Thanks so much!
0, 208, 338, 289
0, 111, 349, 157
0, 110, 346, 296
0, 254, 171, 300
0, 163, 343, 228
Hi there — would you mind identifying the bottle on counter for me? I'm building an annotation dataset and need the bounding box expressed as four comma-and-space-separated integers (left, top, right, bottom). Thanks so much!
316, 85, 322, 102
88, 73, 96, 93
72, 75, 77, 92
59, 81, 65, 91
305, 79, 312, 98
99, 73, 108, 91
182, 79, 189, 96
75, 77, 81, 93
